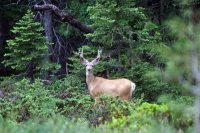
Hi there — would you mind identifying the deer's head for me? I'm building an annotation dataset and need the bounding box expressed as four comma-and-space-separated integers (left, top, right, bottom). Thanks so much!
79, 49, 102, 75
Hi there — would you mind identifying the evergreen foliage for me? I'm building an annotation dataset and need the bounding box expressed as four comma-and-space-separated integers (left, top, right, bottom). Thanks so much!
86, 0, 146, 46
2, 10, 60, 78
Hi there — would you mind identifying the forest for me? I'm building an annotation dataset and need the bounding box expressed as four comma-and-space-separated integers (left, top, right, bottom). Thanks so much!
0, 0, 200, 133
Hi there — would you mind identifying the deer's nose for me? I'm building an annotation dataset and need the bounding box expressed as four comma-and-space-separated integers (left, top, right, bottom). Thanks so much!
88, 68, 91, 71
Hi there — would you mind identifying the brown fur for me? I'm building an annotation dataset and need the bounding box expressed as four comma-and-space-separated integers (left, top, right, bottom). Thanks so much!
87, 77, 133, 102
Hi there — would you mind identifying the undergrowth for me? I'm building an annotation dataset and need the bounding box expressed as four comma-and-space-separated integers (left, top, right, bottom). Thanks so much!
0, 77, 195, 133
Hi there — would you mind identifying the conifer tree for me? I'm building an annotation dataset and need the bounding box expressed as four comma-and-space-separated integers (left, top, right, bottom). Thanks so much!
3, 10, 59, 78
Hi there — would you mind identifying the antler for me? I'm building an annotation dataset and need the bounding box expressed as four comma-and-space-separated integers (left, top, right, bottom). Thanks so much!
79, 49, 102, 58
97, 49, 102, 58
79, 49, 88, 65
79, 49, 84, 57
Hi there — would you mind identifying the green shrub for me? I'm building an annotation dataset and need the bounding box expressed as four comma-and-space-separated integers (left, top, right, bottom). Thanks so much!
107, 102, 194, 132
84, 95, 143, 127
56, 91, 93, 120
0, 78, 58, 122
49, 75, 87, 94
48, 75, 94, 121
107, 102, 169, 131
0, 115, 103, 133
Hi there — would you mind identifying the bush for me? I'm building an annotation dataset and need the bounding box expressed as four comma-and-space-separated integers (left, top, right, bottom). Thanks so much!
0, 74, 194, 133
107, 102, 194, 132
0, 78, 58, 122
0, 115, 101, 133
83, 95, 144, 127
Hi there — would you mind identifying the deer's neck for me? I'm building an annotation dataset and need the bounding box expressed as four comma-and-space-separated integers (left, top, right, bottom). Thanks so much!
86, 73, 95, 86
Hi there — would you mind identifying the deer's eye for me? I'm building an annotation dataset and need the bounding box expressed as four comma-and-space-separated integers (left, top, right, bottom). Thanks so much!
85, 65, 87, 66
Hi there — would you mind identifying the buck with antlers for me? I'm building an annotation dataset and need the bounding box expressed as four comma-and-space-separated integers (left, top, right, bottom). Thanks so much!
79, 49, 136, 103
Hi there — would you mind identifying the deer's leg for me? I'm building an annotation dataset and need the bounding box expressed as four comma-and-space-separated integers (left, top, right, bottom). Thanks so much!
121, 95, 132, 102
94, 97, 100, 104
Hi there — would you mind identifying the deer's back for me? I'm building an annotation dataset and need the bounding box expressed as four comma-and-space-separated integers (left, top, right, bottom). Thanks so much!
88, 77, 132, 98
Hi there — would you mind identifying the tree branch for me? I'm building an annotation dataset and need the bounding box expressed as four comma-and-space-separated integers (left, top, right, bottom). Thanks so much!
33, 4, 94, 34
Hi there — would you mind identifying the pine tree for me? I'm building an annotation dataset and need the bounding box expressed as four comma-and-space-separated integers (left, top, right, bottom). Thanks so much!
3, 10, 59, 78
86, 0, 146, 46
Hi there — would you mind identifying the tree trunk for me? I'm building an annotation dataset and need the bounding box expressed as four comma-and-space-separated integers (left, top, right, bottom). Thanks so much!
0, 19, 10, 76
43, 0, 54, 62
159, 0, 164, 25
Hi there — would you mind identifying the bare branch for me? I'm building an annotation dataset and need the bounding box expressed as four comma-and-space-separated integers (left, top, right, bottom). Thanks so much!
3, 0, 21, 6
33, 4, 94, 34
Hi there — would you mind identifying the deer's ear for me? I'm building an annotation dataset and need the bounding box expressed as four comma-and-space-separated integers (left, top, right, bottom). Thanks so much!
80, 57, 88, 65
92, 57, 100, 65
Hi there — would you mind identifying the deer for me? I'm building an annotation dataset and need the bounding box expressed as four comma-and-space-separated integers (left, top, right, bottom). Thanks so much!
79, 49, 136, 103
